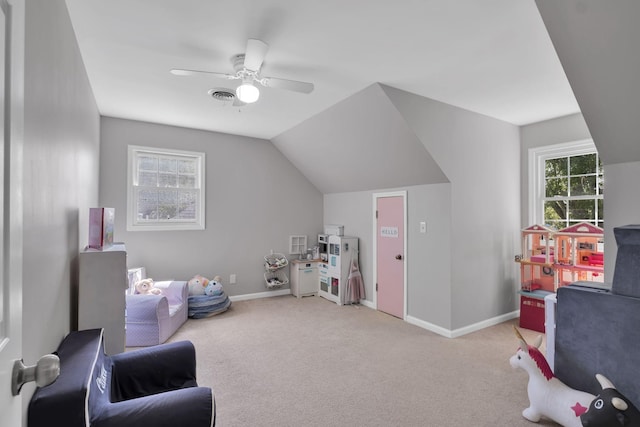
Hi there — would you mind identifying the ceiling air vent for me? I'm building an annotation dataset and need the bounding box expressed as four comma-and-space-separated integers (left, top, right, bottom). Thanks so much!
207, 88, 236, 102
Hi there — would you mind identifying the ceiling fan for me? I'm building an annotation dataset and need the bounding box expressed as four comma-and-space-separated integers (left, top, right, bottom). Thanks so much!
171, 39, 314, 104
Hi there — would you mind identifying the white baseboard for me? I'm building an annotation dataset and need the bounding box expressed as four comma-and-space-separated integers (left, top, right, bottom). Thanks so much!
359, 299, 375, 309
406, 310, 520, 338
228, 291, 519, 339
229, 288, 291, 302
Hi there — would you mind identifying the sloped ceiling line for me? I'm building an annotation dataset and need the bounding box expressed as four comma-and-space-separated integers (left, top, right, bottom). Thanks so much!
271, 83, 449, 194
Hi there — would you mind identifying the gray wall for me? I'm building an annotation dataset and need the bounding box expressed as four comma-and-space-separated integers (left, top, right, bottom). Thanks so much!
277, 82, 520, 333
321, 86, 520, 333
99, 117, 323, 296
272, 83, 448, 194
602, 161, 640, 280
325, 183, 453, 329
536, 1, 640, 166
382, 86, 521, 331
22, 0, 101, 404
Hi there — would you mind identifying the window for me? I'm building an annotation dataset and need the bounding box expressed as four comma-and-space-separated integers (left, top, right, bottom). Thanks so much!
127, 145, 205, 231
529, 140, 603, 230
289, 235, 308, 255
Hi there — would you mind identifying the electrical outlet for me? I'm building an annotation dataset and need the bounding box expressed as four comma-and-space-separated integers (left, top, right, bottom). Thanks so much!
420, 221, 427, 233
230, 274, 236, 284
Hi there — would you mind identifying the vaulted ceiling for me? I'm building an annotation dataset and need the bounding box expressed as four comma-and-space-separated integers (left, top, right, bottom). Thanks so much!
65, 0, 579, 140
535, 0, 640, 166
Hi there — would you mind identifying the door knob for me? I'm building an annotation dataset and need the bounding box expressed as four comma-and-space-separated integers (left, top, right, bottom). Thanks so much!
395, 254, 403, 260
11, 354, 60, 396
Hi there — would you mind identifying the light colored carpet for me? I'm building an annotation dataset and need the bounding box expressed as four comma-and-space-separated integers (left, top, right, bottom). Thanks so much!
168, 295, 561, 426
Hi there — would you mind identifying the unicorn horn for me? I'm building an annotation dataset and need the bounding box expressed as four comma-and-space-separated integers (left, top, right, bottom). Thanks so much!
513, 325, 528, 345
513, 325, 529, 351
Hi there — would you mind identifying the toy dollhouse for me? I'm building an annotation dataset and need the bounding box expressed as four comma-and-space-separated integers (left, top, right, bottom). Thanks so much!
553, 222, 604, 288
517, 224, 555, 292
515, 222, 604, 332
516, 224, 556, 332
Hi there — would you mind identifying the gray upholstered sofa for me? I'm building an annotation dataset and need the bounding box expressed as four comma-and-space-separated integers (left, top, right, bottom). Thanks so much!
554, 225, 640, 408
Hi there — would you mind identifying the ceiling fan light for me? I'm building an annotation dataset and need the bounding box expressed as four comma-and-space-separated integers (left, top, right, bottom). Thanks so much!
236, 82, 260, 103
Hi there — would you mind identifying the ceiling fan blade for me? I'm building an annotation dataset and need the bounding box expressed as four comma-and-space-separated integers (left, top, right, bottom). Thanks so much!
170, 68, 237, 80
261, 76, 314, 94
243, 39, 269, 71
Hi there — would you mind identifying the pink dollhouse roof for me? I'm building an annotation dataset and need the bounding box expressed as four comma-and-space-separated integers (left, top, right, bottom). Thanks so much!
557, 222, 603, 236
522, 224, 556, 234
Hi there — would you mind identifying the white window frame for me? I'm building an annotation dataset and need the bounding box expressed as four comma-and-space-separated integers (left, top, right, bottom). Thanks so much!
528, 139, 601, 227
127, 145, 205, 231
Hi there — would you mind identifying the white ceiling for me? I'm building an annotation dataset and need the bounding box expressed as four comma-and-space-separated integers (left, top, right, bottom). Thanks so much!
64, 0, 579, 140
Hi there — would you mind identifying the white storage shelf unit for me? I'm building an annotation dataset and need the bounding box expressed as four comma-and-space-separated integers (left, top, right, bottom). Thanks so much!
78, 243, 128, 355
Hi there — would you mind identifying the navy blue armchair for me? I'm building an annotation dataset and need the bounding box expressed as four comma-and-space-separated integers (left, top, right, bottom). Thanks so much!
28, 329, 215, 427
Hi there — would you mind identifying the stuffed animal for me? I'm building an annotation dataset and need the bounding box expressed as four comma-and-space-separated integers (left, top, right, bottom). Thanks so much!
188, 275, 210, 296
204, 278, 223, 296
580, 374, 640, 427
510, 326, 595, 427
134, 278, 163, 295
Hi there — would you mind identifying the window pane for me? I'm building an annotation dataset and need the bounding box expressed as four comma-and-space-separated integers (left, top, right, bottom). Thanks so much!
570, 153, 597, 175
598, 174, 604, 195
138, 171, 157, 186
570, 175, 596, 196
178, 159, 196, 174
569, 199, 596, 221
179, 175, 196, 188
546, 219, 566, 230
545, 157, 567, 178
545, 200, 567, 222
138, 155, 157, 171
159, 172, 177, 188
598, 199, 604, 221
159, 158, 176, 173
546, 177, 568, 197
178, 191, 197, 219
158, 190, 177, 219
137, 189, 158, 220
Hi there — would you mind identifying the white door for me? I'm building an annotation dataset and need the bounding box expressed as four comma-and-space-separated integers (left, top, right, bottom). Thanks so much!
0, 0, 25, 424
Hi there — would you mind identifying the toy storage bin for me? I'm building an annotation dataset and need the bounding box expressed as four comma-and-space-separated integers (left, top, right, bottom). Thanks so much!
264, 253, 288, 271
264, 269, 289, 289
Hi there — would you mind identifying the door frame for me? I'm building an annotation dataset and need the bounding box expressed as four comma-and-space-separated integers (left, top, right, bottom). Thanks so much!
372, 191, 407, 320
0, 0, 25, 424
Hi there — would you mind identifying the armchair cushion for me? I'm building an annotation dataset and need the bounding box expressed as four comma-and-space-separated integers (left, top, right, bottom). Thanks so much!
110, 341, 197, 401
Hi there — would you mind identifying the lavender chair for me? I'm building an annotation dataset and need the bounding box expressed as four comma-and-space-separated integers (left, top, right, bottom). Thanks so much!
125, 280, 189, 347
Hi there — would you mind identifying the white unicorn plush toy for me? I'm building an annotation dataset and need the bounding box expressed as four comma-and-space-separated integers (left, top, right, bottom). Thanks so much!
510, 326, 595, 427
